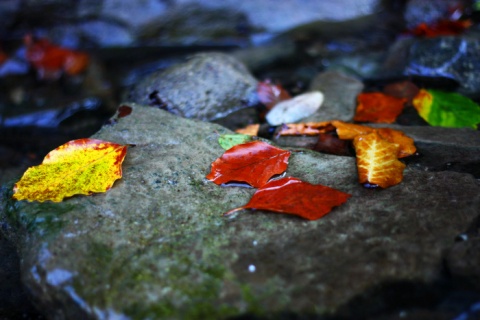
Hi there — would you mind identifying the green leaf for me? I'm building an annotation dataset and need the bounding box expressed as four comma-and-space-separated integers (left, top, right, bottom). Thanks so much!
218, 134, 253, 150
413, 89, 480, 129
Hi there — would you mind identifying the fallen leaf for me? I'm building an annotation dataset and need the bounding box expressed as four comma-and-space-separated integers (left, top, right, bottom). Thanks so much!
218, 134, 253, 150
354, 92, 407, 123
13, 139, 127, 202
313, 132, 352, 157
266, 91, 324, 126
0, 50, 7, 65
117, 105, 133, 118
206, 141, 290, 188
412, 89, 480, 129
278, 121, 333, 136
410, 19, 472, 37
24, 35, 89, 79
376, 128, 416, 158
224, 177, 351, 220
331, 121, 416, 158
257, 80, 291, 109
383, 80, 419, 103
235, 123, 260, 136
353, 132, 406, 188
331, 121, 374, 139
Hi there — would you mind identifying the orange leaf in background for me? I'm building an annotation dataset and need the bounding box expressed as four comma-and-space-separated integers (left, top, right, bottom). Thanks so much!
0, 50, 7, 65
331, 121, 373, 139
224, 177, 351, 220
235, 123, 260, 136
376, 128, 416, 158
353, 132, 406, 188
383, 80, 419, 103
24, 35, 89, 79
410, 19, 472, 37
278, 121, 333, 136
206, 141, 290, 188
354, 92, 407, 123
13, 139, 127, 202
257, 80, 291, 110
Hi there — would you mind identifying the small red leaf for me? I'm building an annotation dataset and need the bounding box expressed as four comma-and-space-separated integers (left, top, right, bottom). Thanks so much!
206, 141, 290, 188
224, 177, 351, 220
257, 80, 291, 110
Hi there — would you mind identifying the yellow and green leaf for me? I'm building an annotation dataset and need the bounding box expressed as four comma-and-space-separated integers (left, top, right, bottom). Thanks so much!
218, 134, 253, 150
413, 89, 480, 129
13, 139, 127, 202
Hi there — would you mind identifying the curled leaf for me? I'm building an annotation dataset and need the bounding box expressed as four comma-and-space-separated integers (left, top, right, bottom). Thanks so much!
278, 121, 333, 136
224, 177, 351, 220
353, 132, 406, 188
206, 141, 290, 188
13, 139, 127, 202
331, 121, 374, 139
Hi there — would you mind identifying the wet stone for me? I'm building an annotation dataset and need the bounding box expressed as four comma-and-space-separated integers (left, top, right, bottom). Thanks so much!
1, 104, 480, 319
127, 52, 258, 121
405, 36, 480, 98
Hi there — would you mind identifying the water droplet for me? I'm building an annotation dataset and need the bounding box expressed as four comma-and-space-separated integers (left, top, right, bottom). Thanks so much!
248, 265, 256, 273
252, 240, 258, 246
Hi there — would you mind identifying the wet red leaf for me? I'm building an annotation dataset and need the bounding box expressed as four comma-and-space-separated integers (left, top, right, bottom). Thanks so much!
206, 141, 290, 188
24, 35, 89, 79
410, 19, 471, 37
354, 92, 407, 123
117, 105, 133, 118
257, 80, 291, 110
224, 177, 351, 220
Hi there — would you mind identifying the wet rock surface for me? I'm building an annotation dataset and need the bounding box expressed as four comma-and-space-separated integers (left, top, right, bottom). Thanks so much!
1, 104, 480, 319
127, 52, 258, 121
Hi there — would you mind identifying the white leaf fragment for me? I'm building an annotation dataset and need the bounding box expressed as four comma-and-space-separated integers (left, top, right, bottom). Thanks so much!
266, 91, 324, 126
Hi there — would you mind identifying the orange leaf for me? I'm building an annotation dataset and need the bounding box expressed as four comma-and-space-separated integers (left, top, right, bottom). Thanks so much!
224, 177, 351, 220
257, 80, 291, 109
331, 120, 374, 139
353, 132, 406, 188
354, 92, 407, 123
12, 139, 127, 202
376, 128, 416, 158
206, 141, 290, 188
331, 121, 416, 158
24, 36, 89, 79
235, 123, 260, 136
278, 121, 333, 136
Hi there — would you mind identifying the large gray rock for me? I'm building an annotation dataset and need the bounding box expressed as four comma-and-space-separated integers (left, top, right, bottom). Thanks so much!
405, 36, 480, 98
127, 52, 258, 121
2, 103, 480, 319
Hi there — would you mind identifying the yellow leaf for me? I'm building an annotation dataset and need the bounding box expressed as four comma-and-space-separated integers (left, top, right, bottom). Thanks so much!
13, 139, 127, 202
353, 132, 406, 188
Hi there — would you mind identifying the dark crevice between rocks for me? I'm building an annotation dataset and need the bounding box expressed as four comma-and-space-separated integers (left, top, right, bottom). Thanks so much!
0, 232, 45, 320
404, 142, 480, 179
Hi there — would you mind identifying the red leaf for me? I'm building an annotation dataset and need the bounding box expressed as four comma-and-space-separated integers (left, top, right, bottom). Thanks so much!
257, 80, 291, 110
410, 19, 471, 37
354, 92, 407, 123
206, 141, 290, 188
24, 35, 89, 79
224, 177, 351, 220
313, 132, 352, 157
